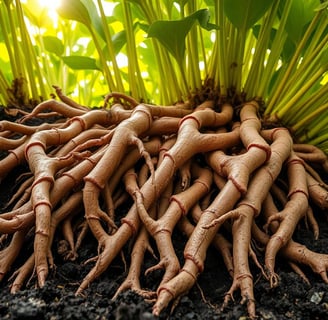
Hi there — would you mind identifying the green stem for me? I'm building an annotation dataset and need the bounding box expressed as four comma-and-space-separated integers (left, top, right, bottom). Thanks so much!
88, 25, 116, 92
256, 0, 291, 99
216, 0, 227, 96
0, 4, 18, 79
292, 102, 328, 133
0, 69, 11, 104
125, 0, 148, 100
233, 27, 248, 94
265, 8, 323, 115
275, 66, 326, 120
273, 35, 328, 106
286, 83, 328, 125
97, 0, 124, 93
271, 45, 327, 120
138, 0, 181, 104
16, 0, 43, 102
307, 131, 328, 149
186, 1, 202, 92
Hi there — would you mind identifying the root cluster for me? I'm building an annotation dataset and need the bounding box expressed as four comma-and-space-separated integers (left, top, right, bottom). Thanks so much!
0, 88, 327, 318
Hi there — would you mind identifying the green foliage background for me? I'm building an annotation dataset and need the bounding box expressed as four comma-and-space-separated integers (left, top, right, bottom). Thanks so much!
0, 0, 327, 152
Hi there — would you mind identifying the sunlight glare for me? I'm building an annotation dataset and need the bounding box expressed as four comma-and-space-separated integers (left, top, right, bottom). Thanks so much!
38, 0, 61, 11
38, 0, 61, 26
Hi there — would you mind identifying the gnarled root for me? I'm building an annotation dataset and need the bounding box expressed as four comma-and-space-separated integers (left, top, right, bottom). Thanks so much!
0, 91, 327, 320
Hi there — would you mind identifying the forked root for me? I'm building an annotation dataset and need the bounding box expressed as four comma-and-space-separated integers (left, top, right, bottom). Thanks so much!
0, 92, 327, 320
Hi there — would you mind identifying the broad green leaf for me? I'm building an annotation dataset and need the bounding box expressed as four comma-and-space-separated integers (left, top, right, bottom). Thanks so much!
223, 0, 275, 31
252, 25, 277, 49
57, 0, 91, 26
62, 56, 100, 70
80, 0, 106, 41
136, 21, 150, 33
284, 0, 320, 45
22, 3, 49, 29
191, 8, 218, 31
111, 30, 127, 54
281, 36, 296, 62
43, 36, 64, 56
148, 9, 218, 63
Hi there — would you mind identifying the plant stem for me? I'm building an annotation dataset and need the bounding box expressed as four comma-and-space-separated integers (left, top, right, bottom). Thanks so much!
256, 0, 291, 99
97, 0, 124, 93
275, 66, 326, 120
265, 9, 323, 115
216, 0, 227, 96
87, 25, 116, 93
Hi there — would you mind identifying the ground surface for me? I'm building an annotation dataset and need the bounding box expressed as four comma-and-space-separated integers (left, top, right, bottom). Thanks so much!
0, 107, 327, 320
0, 215, 327, 320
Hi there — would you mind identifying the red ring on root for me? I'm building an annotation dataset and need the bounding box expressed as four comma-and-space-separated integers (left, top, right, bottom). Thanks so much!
35, 228, 50, 237
84, 157, 97, 166
33, 200, 52, 211
178, 115, 201, 129
288, 189, 308, 199
121, 218, 137, 235
60, 172, 79, 188
32, 176, 55, 190
24, 141, 46, 161
8, 150, 20, 163
170, 196, 186, 216
238, 202, 259, 217
179, 268, 197, 281
69, 116, 87, 131
236, 272, 253, 281
156, 286, 175, 298
194, 178, 210, 193
247, 143, 271, 162
243, 101, 259, 111
83, 176, 103, 190
133, 106, 152, 130
286, 158, 305, 166
241, 116, 259, 122
153, 228, 172, 236
184, 254, 204, 273
163, 152, 176, 170
85, 214, 101, 221
202, 208, 217, 216
270, 127, 289, 141
51, 127, 62, 145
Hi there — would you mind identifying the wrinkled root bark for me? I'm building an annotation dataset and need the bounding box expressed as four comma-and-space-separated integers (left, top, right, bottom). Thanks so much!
0, 90, 327, 319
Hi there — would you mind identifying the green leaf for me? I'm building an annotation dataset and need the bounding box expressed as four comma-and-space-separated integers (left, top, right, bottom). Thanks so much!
252, 25, 278, 50
281, 36, 296, 62
147, 9, 218, 63
43, 36, 64, 56
111, 30, 127, 54
191, 8, 218, 31
62, 56, 100, 70
56, 0, 91, 26
223, 0, 275, 31
284, 0, 321, 45
80, 0, 106, 40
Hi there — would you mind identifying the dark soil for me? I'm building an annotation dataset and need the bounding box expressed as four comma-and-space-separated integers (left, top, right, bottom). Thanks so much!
0, 107, 327, 320
0, 215, 328, 320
